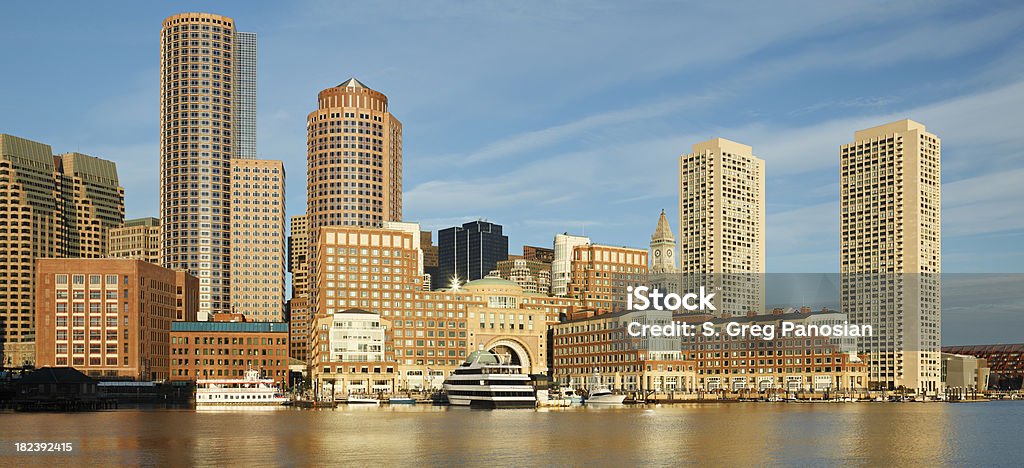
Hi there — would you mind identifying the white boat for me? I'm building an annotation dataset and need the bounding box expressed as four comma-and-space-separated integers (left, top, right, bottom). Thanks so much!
443, 351, 536, 409
195, 368, 286, 407
585, 386, 626, 405
342, 394, 381, 405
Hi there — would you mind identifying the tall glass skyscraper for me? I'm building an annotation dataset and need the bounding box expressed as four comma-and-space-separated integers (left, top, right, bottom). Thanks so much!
234, 31, 257, 160
436, 221, 509, 288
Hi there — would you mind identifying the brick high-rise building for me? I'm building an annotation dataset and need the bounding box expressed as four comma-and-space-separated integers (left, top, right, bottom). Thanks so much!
678, 138, 765, 316
840, 119, 941, 393
568, 244, 647, 312
109, 217, 161, 264
0, 134, 124, 366
160, 12, 256, 319
35, 259, 192, 381
229, 159, 286, 322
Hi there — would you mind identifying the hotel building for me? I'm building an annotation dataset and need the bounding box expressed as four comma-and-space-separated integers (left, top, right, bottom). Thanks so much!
679, 311, 869, 393
229, 159, 286, 321
160, 13, 256, 318
678, 138, 765, 316
109, 217, 161, 264
35, 259, 192, 381
552, 233, 590, 297
306, 78, 402, 233
840, 119, 941, 393
569, 244, 647, 312
552, 309, 695, 393
170, 321, 290, 385
1, 134, 124, 366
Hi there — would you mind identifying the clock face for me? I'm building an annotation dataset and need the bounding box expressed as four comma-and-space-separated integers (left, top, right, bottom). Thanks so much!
655, 250, 661, 257
667, 250, 673, 257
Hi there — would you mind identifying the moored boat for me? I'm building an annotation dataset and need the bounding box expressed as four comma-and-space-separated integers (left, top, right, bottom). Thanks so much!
195, 368, 286, 407
443, 351, 536, 409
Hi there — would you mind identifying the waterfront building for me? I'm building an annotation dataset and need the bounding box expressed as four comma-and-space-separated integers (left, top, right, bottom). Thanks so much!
288, 214, 309, 298
648, 209, 680, 295
840, 119, 941, 393
176, 270, 200, 322
1, 134, 125, 367
493, 256, 551, 295
109, 217, 161, 264
678, 138, 765, 317
160, 13, 256, 318
942, 344, 1022, 390
551, 309, 695, 392
230, 159, 286, 322
170, 321, 290, 386
678, 311, 869, 393
552, 233, 590, 297
436, 220, 508, 287
35, 259, 191, 381
313, 308, 401, 397
306, 78, 402, 233
941, 353, 989, 392
569, 244, 647, 312
462, 277, 565, 375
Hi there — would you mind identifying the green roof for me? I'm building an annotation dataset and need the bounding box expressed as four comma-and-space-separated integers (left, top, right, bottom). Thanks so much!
464, 277, 519, 288
171, 322, 289, 333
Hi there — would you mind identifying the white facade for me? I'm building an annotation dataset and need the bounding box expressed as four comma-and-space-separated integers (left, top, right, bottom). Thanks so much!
328, 310, 386, 363
552, 233, 589, 297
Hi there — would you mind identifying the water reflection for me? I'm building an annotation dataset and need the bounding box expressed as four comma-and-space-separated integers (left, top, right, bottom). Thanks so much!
0, 403, 1017, 466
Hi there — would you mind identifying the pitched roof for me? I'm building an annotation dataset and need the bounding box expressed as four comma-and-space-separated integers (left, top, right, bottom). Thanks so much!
338, 77, 368, 89
652, 209, 675, 242
20, 367, 94, 385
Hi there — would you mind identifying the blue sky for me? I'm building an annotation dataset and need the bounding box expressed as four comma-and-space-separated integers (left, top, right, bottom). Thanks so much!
2, 0, 1024, 275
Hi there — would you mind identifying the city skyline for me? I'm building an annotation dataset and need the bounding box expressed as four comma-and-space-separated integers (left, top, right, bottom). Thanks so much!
2, 2, 1023, 274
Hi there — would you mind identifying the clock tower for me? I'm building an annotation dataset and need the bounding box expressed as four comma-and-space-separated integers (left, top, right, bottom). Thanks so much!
650, 209, 677, 275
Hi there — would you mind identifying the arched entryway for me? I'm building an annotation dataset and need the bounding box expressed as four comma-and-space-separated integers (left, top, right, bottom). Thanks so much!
484, 338, 532, 373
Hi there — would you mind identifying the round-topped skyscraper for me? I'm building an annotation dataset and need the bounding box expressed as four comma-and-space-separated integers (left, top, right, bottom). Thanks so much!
306, 78, 403, 236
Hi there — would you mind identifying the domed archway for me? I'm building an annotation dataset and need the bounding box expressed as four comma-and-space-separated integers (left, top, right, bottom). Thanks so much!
484, 338, 532, 373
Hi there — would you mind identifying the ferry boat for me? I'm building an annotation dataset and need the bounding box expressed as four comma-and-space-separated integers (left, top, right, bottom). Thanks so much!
195, 368, 286, 407
443, 351, 536, 409
585, 386, 626, 405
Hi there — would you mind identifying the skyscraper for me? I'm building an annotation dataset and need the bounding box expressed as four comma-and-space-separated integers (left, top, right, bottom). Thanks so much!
233, 31, 257, 160
230, 159, 286, 322
160, 13, 255, 318
0, 134, 124, 366
678, 138, 765, 316
840, 119, 941, 393
552, 233, 590, 297
436, 221, 508, 287
306, 78, 402, 234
